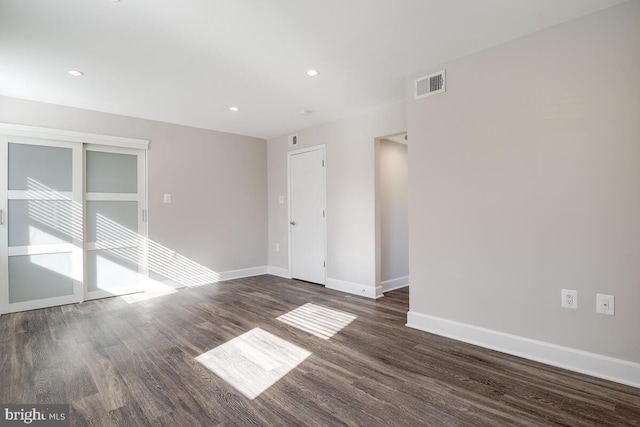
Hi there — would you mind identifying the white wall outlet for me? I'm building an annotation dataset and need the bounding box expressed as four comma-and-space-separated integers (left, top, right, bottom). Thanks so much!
561, 289, 578, 309
279, 195, 284, 204
596, 294, 615, 315
275, 243, 280, 252
163, 193, 172, 204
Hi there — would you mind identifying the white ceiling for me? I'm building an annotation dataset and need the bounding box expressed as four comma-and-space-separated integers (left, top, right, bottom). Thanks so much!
0, 0, 626, 139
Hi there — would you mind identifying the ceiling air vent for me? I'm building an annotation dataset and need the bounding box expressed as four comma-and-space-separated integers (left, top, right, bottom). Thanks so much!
414, 70, 446, 100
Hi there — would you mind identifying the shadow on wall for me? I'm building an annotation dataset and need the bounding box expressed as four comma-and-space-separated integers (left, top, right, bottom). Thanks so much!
18, 177, 221, 303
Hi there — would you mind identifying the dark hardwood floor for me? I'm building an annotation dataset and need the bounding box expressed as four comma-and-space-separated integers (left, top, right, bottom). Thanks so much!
1, 275, 639, 426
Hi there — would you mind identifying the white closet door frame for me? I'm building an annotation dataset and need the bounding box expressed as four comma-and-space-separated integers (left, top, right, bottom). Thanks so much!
0, 124, 148, 315
0, 136, 84, 314
84, 144, 148, 300
1, 139, 6, 315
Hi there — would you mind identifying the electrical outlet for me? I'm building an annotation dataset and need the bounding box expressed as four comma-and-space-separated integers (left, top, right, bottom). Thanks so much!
561, 289, 578, 309
596, 294, 615, 315
275, 243, 280, 252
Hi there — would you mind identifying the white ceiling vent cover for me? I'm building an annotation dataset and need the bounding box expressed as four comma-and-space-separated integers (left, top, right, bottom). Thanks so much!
414, 70, 446, 100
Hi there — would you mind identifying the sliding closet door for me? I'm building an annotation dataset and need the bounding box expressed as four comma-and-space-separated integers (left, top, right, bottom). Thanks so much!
85, 145, 147, 300
0, 137, 83, 314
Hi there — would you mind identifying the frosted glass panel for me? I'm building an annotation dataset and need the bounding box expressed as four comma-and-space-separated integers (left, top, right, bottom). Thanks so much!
8, 200, 75, 247
87, 248, 140, 292
86, 151, 137, 193
9, 253, 74, 303
86, 201, 138, 242
8, 143, 72, 191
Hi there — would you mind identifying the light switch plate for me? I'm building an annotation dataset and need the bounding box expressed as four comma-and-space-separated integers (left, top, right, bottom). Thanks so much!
163, 194, 172, 204
279, 196, 284, 204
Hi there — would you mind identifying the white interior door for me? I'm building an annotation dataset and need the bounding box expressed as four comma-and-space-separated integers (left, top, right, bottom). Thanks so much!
289, 147, 326, 284
85, 145, 147, 300
0, 137, 83, 314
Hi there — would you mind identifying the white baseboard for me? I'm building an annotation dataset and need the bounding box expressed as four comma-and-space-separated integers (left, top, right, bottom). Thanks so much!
147, 266, 268, 289
381, 276, 409, 292
406, 311, 640, 389
218, 266, 268, 281
267, 266, 291, 279
326, 278, 381, 299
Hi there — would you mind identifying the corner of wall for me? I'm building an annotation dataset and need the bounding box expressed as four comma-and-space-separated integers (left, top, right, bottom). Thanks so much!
267, 266, 291, 279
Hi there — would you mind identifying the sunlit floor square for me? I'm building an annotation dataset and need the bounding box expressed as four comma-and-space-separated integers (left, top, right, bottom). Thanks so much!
195, 328, 311, 399
276, 303, 357, 339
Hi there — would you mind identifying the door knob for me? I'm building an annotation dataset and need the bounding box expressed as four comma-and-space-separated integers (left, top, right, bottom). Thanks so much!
290, 221, 296, 225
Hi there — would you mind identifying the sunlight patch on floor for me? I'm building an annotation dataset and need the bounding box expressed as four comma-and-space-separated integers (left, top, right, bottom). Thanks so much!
121, 276, 179, 303
276, 303, 357, 339
195, 328, 311, 399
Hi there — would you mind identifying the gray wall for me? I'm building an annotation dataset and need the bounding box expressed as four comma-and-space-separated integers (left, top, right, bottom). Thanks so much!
0, 96, 268, 277
407, 1, 640, 362
268, 103, 406, 297
378, 139, 409, 284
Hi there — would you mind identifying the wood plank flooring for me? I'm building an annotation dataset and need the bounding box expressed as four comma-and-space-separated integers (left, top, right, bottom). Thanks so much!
1, 275, 639, 426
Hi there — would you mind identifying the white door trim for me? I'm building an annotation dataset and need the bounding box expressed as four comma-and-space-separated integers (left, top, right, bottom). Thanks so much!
287, 144, 327, 285
0, 123, 149, 150
0, 128, 149, 315
0, 138, 8, 315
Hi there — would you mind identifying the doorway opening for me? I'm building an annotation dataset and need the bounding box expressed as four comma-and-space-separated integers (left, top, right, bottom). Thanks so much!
375, 133, 409, 296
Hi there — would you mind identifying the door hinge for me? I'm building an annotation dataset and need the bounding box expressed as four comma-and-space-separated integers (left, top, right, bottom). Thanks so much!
142, 209, 147, 222
322, 160, 325, 167
323, 261, 326, 267
322, 210, 325, 217
0, 208, 4, 225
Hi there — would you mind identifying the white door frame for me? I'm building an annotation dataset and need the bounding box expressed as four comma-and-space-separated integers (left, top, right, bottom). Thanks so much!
0, 124, 149, 315
287, 144, 327, 284
374, 132, 409, 297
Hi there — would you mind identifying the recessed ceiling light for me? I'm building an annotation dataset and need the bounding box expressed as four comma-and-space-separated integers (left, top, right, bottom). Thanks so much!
229, 106, 239, 111
68, 70, 84, 77
306, 69, 319, 77
301, 110, 312, 116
